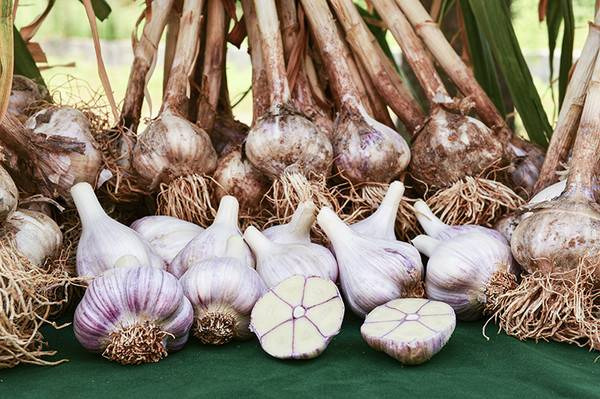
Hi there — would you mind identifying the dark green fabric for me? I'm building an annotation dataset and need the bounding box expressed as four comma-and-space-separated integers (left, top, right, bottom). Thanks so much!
1, 313, 599, 398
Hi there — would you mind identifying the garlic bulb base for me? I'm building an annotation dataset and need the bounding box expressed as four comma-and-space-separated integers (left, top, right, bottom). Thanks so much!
195, 312, 236, 345
103, 321, 169, 365
483, 271, 518, 316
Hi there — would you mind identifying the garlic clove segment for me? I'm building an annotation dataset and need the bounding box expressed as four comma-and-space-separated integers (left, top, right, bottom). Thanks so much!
413, 232, 517, 320
169, 195, 254, 278
6, 209, 62, 267
74, 264, 194, 365
250, 275, 344, 360
317, 207, 423, 317
361, 298, 456, 365
350, 181, 404, 241
244, 225, 338, 288
180, 236, 266, 345
130, 215, 203, 264
71, 182, 165, 278
0, 165, 19, 224
262, 200, 316, 244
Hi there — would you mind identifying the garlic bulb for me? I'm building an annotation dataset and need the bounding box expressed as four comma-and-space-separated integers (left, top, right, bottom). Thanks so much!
244, 225, 338, 288
250, 275, 344, 359
317, 207, 423, 317
6, 209, 62, 267
8, 75, 48, 121
74, 264, 193, 365
262, 201, 315, 244
130, 215, 203, 264
350, 181, 404, 241
179, 236, 266, 345
506, 136, 545, 195
412, 232, 516, 320
71, 182, 165, 278
0, 165, 18, 223
361, 298, 455, 365
170, 195, 254, 278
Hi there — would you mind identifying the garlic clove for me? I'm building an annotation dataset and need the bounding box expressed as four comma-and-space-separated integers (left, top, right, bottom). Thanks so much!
0, 165, 18, 223
244, 225, 338, 288
169, 195, 254, 278
317, 206, 423, 317
262, 200, 316, 244
5, 209, 62, 267
130, 215, 203, 264
350, 181, 404, 240
361, 298, 456, 365
71, 182, 165, 278
250, 275, 344, 359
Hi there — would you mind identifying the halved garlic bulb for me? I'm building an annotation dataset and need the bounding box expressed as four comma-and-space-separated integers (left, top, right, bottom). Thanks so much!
71, 182, 165, 278
361, 298, 455, 365
6, 209, 62, 267
130, 215, 203, 264
0, 165, 18, 223
250, 275, 344, 359
170, 195, 254, 278
317, 207, 423, 317
262, 201, 316, 244
244, 225, 338, 288
350, 181, 404, 240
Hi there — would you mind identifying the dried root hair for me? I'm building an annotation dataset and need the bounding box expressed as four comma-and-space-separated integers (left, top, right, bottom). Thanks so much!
157, 174, 216, 227
103, 321, 173, 365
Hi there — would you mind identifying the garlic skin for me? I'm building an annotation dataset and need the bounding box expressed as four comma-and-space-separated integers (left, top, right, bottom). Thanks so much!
0, 165, 18, 223
170, 195, 254, 278
132, 109, 218, 189
130, 216, 203, 264
25, 107, 103, 197
74, 264, 194, 365
350, 181, 404, 241
71, 182, 165, 278
8, 75, 48, 120
6, 209, 62, 267
528, 180, 566, 205
262, 201, 316, 244
361, 298, 456, 365
179, 237, 266, 345
412, 232, 516, 320
244, 225, 338, 288
317, 207, 423, 317
506, 137, 545, 195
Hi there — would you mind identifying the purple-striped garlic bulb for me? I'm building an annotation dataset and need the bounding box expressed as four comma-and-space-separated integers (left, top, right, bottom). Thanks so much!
73, 263, 193, 365
179, 237, 266, 345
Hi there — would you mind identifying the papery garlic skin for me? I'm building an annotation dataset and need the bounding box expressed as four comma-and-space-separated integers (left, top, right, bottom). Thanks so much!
6, 209, 62, 267
170, 195, 254, 278
413, 232, 516, 320
71, 182, 165, 278
262, 201, 316, 244
179, 237, 266, 344
8, 75, 48, 120
528, 180, 566, 205
74, 265, 193, 365
244, 226, 338, 288
317, 207, 423, 317
361, 298, 455, 365
351, 181, 404, 241
0, 166, 18, 223
250, 275, 344, 360
130, 216, 203, 264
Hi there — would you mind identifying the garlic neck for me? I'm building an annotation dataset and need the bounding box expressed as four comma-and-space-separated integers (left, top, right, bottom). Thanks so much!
70, 182, 108, 228
114, 255, 142, 269
287, 201, 316, 240
214, 196, 240, 227
414, 200, 448, 237
411, 235, 441, 258
244, 226, 275, 256
225, 236, 247, 262
354, 181, 404, 239
317, 207, 353, 246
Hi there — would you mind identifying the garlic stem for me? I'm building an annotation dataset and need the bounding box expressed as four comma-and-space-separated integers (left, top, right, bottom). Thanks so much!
352, 181, 405, 239
285, 201, 316, 240
244, 226, 275, 254
413, 200, 447, 237
316, 207, 352, 245
214, 195, 240, 226
70, 182, 108, 228
225, 236, 247, 262
411, 235, 440, 258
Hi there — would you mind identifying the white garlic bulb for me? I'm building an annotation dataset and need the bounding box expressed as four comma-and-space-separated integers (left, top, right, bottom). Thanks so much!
179, 237, 266, 345
361, 298, 456, 365
262, 201, 316, 244
412, 232, 517, 320
250, 275, 344, 359
130, 215, 203, 264
317, 207, 423, 317
71, 182, 165, 278
6, 209, 62, 266
8, 75, 48, 120
350, 181, 404, 241
170, 195, 254, 278
0, 165, 18, 224
244, 225, 338, 288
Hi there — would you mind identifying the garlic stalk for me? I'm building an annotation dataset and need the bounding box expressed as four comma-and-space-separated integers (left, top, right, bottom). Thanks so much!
361, 298, 455, 365
8, 75, 48, 122
130, 215, 203, 264
413, 232, 516, 320
317, 207, 423, 317
350, 181, 404, 241
74, 264, 193, 365
262, 201, 315, 244
179, 236, 266, 345
170, 195, 254, 278
5, 209, 62, 267
250, 275, 344, 359
71, 182, 165, 278
0, 165, 18, 223
243, 225, 337, 288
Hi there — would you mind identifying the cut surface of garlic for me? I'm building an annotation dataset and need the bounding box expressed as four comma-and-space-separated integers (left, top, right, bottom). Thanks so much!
361, 298, 455, 365
250, 275, 344, 359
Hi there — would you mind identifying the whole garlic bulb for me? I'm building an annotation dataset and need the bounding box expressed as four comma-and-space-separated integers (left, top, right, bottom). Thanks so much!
0, 165, 18, 223
8, 75, 48, 121
179, 237, 266, 345
6, 209, 62, 267
317, 207, 423, 317
412, 232, 516, 320
130, 215, 203, 264
71, 182, 165, 278
170, 195, 254, 278
262, 200, 316, 244
350, 181, 404, 241
244, 225, 338, 288
74, 264, 193, 365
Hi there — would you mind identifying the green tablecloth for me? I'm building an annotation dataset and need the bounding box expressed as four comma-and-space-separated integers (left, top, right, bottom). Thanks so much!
1, 313, 598, 398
